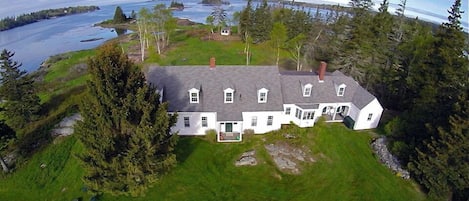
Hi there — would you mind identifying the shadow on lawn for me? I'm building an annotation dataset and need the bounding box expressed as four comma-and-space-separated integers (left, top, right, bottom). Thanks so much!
174, 137, 202, 164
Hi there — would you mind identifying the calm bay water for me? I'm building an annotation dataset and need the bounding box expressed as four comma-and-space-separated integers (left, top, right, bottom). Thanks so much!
0, 0, 248, 72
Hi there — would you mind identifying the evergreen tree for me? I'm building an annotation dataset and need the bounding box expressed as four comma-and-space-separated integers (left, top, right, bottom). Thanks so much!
411, 91, 469, 200
130, 10, 137, 19
76, 43, 178, 196
239, 0, 254, 41
0, 49, 41, 130
408, 1, 469, 199
0, 120, 15, 172
113, 6, 127, 23
251, 0, 272, 43
210, 5, 227, 33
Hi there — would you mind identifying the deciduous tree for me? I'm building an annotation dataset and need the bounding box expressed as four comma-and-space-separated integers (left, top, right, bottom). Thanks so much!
269, 22, 287, 66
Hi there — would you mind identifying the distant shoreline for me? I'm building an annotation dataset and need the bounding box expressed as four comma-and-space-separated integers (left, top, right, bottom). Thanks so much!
0, 6, 99, 31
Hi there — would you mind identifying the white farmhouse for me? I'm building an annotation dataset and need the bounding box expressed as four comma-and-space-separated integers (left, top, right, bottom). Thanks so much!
147, 61, 383, 142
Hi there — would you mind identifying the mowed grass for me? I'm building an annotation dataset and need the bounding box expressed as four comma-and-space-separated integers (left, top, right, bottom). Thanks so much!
157, 35, 279, 66
0, 124, 425, 201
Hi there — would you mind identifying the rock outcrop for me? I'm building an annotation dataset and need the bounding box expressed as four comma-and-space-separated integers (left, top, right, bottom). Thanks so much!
51, 113, 82, 137
265, 143, 315, 174
235, 150, 257, 166
371, 137, 410, 179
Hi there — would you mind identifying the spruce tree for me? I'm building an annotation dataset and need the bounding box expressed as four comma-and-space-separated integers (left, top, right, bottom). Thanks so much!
409, 1, 469, 199
0, 49, 41, 130
239, 0, 254, 41
113, 6, 127, 23
0, 120, 15, 172
411, 91, 469, 200
76, 43, 178, 196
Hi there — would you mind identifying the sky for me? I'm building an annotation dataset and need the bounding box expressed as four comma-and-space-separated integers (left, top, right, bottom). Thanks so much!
307, 0, 469, 28
0, 0, 467, 29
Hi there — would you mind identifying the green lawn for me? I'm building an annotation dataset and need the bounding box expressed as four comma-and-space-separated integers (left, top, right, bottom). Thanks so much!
38, 50, 94, 103
0, 123, 425, 201
156, 35, 280, 66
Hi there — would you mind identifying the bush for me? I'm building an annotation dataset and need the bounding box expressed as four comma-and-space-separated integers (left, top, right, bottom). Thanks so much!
205, 129, 217, 143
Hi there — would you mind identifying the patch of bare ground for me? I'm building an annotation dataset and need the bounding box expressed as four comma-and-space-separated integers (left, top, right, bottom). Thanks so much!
264, 142, 315, 175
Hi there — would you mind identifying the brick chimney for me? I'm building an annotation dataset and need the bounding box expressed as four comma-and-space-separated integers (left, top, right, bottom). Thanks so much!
210, 57, 216, 69
318, 61, 327, 82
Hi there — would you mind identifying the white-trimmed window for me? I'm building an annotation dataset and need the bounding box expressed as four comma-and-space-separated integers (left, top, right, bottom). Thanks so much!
184, 117, 190, 127
267, 116, 273, 126
201, 116, 207, 127
302, 111, 315, 120
224, 88, 234, 103
258, 88, 268, 103
251, 116, 257, 127
188, 88, 199, 103
295, 108, 302, 119
336, 84, 346, 96
285, 107, 291, 115
367, 113, 373, 121
303, 83, 312, 97
156, 88, 164, 103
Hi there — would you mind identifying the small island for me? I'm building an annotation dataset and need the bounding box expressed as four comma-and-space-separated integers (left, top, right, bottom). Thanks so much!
0, 6, 100, 31
201, 0, 230, 5
169, 1, 184, 11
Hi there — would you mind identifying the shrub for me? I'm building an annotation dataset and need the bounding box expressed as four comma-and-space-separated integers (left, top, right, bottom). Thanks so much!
205, 129, 217, 143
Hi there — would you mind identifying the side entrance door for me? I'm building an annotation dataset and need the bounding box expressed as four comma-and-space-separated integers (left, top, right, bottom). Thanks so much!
225, 123, 233, 132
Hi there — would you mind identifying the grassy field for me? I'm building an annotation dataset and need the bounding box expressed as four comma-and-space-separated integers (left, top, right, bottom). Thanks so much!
0, 123, 425, 201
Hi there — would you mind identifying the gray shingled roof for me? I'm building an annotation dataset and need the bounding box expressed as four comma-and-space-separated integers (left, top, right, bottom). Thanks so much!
146, 66, 284, 121
280, 70, 375, 109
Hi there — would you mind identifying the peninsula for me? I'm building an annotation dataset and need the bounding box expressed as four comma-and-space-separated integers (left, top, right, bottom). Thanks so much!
0, 6, 99, 31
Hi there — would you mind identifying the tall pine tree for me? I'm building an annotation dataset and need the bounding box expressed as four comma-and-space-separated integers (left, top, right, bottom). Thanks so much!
0, 49, 41, 130
76, 43, 178, 196
408, 0, 469, 199
113, 6, 127, 23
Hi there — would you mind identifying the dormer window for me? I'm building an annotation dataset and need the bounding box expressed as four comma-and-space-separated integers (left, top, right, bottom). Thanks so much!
188, 88, 199, 103
224, 88, 234, 103
303, 83, 312, 97
258, 88, 268, 103
156, 88, 164, 103
338, 87, 345, 96
335, 83, 346, 96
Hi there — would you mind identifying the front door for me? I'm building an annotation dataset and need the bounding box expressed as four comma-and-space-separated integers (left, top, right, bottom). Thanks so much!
225, 123, 233, 132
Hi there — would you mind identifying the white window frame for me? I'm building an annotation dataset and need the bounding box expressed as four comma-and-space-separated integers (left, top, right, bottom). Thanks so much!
201, 116, 207, 127
251, 116, 257, 127
188, 88, 199, 103
295, 108, 302, 119
258, 88, 268, 103
224, 88, 234, 103
267, 116, 273, 126
303, 83, 312, 97
336, 84, 346, 96
367, 113, 373, 121
285, 107, 291, 115
184, 117, 190, 127
302, 111, 315, 120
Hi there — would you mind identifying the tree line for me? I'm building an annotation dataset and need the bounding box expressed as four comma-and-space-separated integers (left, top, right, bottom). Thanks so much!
0, 6, 99, 31
237, 0, 468, 199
